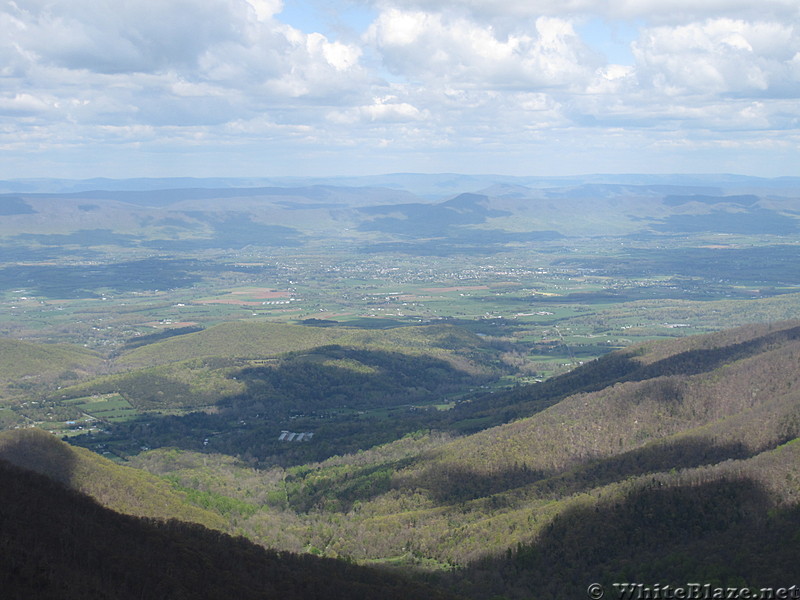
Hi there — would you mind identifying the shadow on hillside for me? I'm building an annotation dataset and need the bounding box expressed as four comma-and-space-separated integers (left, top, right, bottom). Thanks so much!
394, 463, 555, 505
0, 258, 204, 299
528, 436, 755, 502
0, 428, 78, 487
469, 323, 800, 425
554, 245, 800, 284
453, 476, 800, 600
401, 436, 756, 506
69, 346, 485, 467
0, 456, 462, 600
627, 324, 800, 381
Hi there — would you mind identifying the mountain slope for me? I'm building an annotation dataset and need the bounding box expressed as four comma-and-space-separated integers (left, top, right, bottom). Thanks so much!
452, 438, 800, 599
0, 456, 463, 600
139, 320, 800, 596
0, 428, 226, 529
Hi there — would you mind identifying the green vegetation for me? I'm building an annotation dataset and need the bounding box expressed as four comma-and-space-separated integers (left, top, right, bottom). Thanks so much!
0, 428, 225, 529
2, 178, 800, 597
59, 358, 246, 411
116, 321, 800, 598
67, 343, 494, 465
112, 320, 489, 371
0, 338, 99, 381
0, 338, 101, 409
65, 394, 138, 422
0, 456, 463, 600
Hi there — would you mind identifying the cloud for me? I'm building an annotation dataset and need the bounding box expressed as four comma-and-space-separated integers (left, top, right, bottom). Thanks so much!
329, 95, 428, 124
366, 9, 601, 89
246, 0, 283, 21
607, 0, 800, 22
0, 92, 53, 116
366, 0, 800, 23
7, 0, 248, 74
0, 0, 798, 178
633, 19, 800, 97
0, 0, 369, 130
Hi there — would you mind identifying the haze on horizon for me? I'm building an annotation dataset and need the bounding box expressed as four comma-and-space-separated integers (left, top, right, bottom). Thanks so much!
0, 0, 798, 180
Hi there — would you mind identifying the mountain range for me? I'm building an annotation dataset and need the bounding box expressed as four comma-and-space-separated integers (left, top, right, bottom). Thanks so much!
1, 174, 799, 249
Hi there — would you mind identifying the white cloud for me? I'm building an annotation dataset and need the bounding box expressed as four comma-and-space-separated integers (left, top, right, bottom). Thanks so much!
246, 0, 283, 21
366, 0, 800, 24
0, 0, 799, 178
329, 95, 428, 124
366, 9, 600, 89
0, 0, 369, 130
7, 0, 248, 74
0, 92, 53, 115
633, 19, 800, 96
316, 35, 362, 71
607, 0, 800, 22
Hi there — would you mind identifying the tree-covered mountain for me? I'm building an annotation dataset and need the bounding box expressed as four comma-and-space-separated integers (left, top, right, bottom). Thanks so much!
3, 317, 800, 597
0, 455, 463, 600
119, 321, 800, 598
0, 428, 225, 529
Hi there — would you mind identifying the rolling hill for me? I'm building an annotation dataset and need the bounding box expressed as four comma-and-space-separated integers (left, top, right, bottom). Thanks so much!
112, 320, 800, 598
0, 338, 100, 383
110, 320, 489, 371
0, 338, 102, 421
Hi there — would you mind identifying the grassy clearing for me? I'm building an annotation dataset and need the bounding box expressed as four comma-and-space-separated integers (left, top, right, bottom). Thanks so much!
68, 394, 139, 422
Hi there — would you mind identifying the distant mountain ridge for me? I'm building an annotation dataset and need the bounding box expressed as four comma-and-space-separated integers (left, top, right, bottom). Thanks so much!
1, 173, 798, 245
2, 173, 799, 196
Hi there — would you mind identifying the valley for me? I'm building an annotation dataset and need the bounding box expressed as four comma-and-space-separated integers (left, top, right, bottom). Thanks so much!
1, 174, 800, 598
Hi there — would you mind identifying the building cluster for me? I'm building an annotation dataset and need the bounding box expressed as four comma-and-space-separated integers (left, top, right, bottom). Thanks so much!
278, 430, 314, 442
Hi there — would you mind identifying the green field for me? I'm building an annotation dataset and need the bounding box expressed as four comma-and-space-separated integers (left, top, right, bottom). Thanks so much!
64, 394, 138, 423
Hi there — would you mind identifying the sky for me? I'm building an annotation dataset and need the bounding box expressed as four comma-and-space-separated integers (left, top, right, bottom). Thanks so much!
0, 0, 798, 179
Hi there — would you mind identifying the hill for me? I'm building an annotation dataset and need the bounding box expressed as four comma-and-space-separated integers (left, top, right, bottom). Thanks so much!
0, 338, 102, 427
0, 337, 100, 385
118, 320, 800, 598
0, 428, 225, 530
112, 321, 488, 371
0, 455, 463, 600
63, 333, 497, 466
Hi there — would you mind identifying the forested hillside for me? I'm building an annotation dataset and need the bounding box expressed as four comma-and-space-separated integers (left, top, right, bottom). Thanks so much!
0, 428, 225, 529
123, 321, 800, 598
3, 321, 800, 598
59, 321, 499, 465
0, 456, 463, 600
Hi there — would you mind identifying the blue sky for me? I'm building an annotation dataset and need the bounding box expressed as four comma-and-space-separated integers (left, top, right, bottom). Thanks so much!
0, 0, 798, 179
